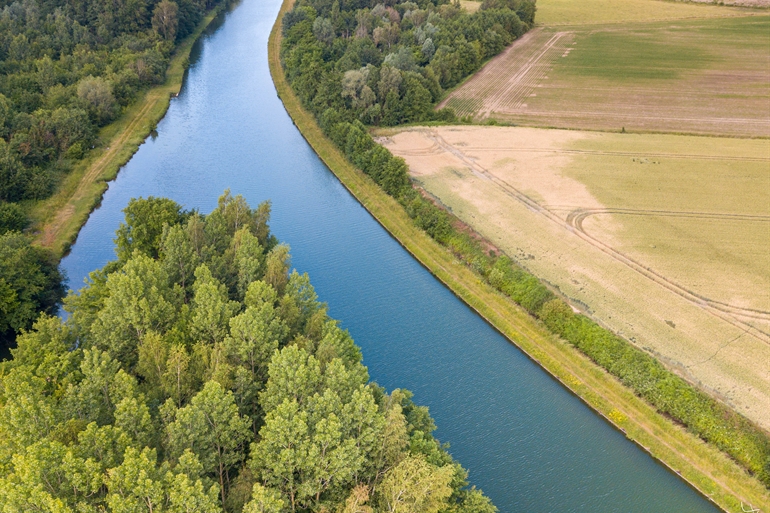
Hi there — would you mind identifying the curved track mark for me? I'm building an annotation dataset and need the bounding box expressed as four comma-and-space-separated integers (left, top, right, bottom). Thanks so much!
420, 128, 770, 344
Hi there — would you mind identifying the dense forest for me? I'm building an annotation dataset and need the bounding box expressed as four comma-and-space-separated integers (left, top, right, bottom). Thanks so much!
280, 0, 535, 126
0, 191, 497, 513
0, 0, 226, 344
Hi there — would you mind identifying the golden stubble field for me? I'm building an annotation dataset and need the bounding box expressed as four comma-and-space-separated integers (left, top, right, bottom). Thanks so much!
440, 5, 770, 137
379, 125, 770, 430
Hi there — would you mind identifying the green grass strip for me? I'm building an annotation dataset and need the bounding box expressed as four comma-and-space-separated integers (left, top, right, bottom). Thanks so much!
31, 6, 226, 258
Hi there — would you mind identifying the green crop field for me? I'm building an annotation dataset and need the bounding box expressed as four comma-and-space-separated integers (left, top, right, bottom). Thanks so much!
439, 7, 770, 137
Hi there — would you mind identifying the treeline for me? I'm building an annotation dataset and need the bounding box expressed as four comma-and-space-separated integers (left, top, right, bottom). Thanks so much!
280, 0, 534, 127
310, 112, 770, 492
278, 0, 770, 487
0, 0, 226, 346
0, 0, 225, 232
0, 191, 497, 513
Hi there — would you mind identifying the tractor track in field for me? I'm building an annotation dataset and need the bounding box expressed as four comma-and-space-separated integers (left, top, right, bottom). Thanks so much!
566, 208, 770, 323
438, 28, 573, 118
494, 109, 770, 131
394, 143, 770, 163
419, 128, 770, 344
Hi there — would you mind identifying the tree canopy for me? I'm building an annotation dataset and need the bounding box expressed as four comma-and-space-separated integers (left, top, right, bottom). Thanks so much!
280, 0, 535, 126
0, 191, 497, 513
0, 230, 64, 345
0, 0, 227, 234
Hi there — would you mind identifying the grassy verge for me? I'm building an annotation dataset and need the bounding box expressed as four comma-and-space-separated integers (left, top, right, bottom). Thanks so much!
30, 7, 224, 258
269, 0, 770, 510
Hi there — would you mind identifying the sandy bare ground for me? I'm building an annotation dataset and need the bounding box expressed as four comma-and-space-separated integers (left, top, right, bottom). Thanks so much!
380, 125, 770, 430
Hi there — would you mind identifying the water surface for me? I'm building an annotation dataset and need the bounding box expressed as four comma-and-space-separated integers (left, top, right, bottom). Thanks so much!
60, 1, 721, 511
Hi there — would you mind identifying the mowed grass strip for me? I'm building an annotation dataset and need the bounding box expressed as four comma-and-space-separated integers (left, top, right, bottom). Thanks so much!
270, 1, 770, 510
31, 8, 222, 257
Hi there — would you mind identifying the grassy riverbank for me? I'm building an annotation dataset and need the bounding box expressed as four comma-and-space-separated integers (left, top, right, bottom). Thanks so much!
268, 0, 770, 510
30, 8, 224, 258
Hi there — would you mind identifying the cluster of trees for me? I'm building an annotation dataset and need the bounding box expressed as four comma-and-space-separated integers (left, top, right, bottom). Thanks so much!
0, 229, 64, 346
0, 191, 498, 512
0, 0, 226, 232
280, 0, 534, 126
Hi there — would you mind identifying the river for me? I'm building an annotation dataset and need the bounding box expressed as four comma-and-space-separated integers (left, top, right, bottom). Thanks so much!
59, 0, 721, 511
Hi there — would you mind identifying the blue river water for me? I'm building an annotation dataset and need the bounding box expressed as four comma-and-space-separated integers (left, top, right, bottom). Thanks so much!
60, 0, 721, 511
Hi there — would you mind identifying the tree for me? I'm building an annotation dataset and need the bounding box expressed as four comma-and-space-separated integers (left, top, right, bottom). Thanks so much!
376, 455, 454, 513
90, 254, 180, 367
161, 223, 200, 294
263, 244, 291, 296
153, 0, 179, 41
252, 347, 383, 511
223, 301, 287, 432
190, 264, 238, 345
77, 76, 117, 125
0, 201, 28, 234
7, 315, 80, 394
340, 484, 373, 513
243, 484, 286, 513
166, 381, 251, 510
232, 227, 265, 298
0, 231, 64, 342
249, 399, 309, 512
116, 196, 186, 261
162, 343, 196, 407
107, 447, 165, 513
313, 17, 335, 45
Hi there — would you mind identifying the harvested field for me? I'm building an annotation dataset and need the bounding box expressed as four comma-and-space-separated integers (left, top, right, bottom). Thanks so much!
379, 125, 770, 430
440, 14, 770, 137
536, 0, 759, 25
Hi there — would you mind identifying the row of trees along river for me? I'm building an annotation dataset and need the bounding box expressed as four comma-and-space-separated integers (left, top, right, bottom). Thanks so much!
0, 0, 733, 511
0, 0, 231, 345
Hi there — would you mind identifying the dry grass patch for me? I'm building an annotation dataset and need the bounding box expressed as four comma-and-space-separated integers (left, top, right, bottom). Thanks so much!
380, 125, 770, 430
537, 0, 755, 25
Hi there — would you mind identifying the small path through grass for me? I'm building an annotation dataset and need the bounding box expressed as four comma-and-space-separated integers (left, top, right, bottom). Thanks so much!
33, 10, 220, 257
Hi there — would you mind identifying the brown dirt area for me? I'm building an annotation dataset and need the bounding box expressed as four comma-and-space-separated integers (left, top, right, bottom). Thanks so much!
380, 125, 770, 430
